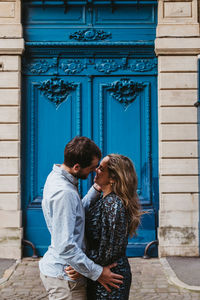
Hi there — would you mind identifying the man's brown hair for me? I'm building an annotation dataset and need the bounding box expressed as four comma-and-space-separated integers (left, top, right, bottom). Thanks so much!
64, 136, 101, 168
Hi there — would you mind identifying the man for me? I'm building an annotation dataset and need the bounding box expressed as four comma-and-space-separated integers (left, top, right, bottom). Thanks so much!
39, 136, 123, 300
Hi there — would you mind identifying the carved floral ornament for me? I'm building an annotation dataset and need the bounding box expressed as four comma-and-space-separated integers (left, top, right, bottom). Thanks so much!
106, 78, 145, 110
24, 58, 157, 75
130, 59, 157, 72
38, 76, 76, 108
25, 59, 57, 74
61, 60, 86, 74
95, 59, 157, 74
95, 59, 119, 74
69, 29, 112, 41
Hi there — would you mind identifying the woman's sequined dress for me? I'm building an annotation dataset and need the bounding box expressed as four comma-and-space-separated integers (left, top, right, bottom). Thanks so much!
85, 192, 132, 300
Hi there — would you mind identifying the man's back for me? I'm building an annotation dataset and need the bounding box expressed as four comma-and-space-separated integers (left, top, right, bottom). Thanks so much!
39, 164, 86, 280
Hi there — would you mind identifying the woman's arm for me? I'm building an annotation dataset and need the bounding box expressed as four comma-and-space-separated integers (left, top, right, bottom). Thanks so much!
82, 184, 101, 211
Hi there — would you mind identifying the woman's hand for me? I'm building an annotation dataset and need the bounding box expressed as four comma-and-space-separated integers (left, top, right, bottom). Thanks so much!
64, 266, 83, 280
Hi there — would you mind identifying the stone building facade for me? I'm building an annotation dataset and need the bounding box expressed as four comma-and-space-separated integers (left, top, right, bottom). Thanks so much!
156, 0, 199, 256
0, 0, 199, 259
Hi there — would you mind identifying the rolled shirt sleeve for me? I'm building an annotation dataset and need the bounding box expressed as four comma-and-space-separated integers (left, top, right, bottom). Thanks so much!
82, 186, 101, 212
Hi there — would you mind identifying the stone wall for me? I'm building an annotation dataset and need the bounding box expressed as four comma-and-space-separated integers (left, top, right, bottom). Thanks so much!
155, 0, 200, 256
0, 0, 24, 258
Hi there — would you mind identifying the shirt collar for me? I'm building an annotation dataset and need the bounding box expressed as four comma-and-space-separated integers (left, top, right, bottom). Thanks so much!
53, 164, 78, 187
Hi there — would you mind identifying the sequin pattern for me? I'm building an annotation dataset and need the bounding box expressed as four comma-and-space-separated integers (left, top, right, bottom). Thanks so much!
85, 192, 132, 300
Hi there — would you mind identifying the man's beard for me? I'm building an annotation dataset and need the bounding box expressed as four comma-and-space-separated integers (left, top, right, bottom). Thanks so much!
75, 170, 88, 180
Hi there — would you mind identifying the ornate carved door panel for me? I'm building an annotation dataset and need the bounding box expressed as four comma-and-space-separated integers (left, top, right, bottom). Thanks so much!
22, 0, 158, 257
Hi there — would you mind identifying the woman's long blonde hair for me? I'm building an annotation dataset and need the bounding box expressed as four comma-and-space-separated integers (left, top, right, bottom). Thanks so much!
107, 154, 141, 237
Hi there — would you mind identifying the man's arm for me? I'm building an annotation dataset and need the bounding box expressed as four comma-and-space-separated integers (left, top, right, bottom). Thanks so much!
51, 190, 102, 281
82, 184, 101, 211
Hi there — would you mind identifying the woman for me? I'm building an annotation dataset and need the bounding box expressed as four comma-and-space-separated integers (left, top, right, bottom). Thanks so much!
66, 154, 141, 300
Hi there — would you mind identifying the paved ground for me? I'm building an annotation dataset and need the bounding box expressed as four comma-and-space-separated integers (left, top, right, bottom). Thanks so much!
0, 258, 200, 299
0, 259, 15, 279
166, 257, 200, 287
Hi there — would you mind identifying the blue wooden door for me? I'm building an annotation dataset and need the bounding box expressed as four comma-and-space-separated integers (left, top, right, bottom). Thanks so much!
22, 0, 158, 257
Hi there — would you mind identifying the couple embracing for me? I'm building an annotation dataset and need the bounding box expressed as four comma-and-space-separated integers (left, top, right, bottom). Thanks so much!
39, 136, 141, 300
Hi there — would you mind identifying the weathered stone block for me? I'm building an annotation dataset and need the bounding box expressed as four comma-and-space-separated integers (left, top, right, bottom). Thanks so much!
159, 55, 197, 72
160, 107, 197, 123
0, 56, 20, 71
0, 89, 20, 105
0, 124, 19, 140
164, 2, 192, 18
159, 245, 199, 257
160, 193, 198, 211
0, 107, 19, 123
0, 24, 22, 38
0, 158, 19, 175
0, 141, 19, 157
0, 176, 19, 192
159, 175, 198, 193
158, 226, 198, 246
0, 246, 21, 259
0, 39, 24, 55
0, 72, 20, 88
159, 211, 198, 227
0, 2, 15, 18
0, 193, 19, 210
160, 141, 198, 158
159, 89, 197, 107
158, 0, 198, 24
0, 228, 22, 246
160, 158, 198, 175
0, 210, 21, 227
157, 24, 200, 37
159, 73, 197, 89
161, 124, 197, 140
155, 37, 200, 55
